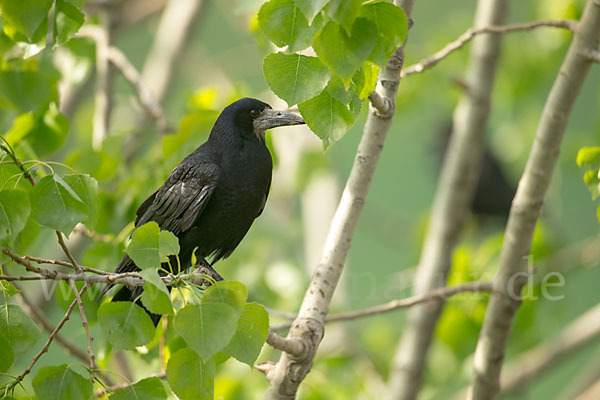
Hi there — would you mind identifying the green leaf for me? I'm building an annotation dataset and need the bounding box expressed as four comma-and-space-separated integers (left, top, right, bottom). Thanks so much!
159, 229, 180, 262
63, 174, 99, 229
583, 169, 600, 200
356, 60, 379, 99
54, 0, 86, 45
6, 106, 70, 157
298, 89, 355, 148
0, 0, 52, 42
358, 2, 408, 67
97, 302, 155, 349
126, 221, 160, 270
0, 330, 14, 373
258, 0, 309, 48
126, 222, 180, 269
223, 303, 269, 366
577, 147, 600, 168
203, 280, 247, 313
32, 364, 93, 400
0, 281, 21, 298
0, 303, 41, 358
29, 174, 88, 235
263, 53, 331, 106
295, 0, 329, 23
0, 189, 30, 244
167, 348, 214, 400
0, 70, 54, 113
174, 303, 240, 361
108, 377, 167, 400
313, 19, 376, 87
597, 203, 600, 222
326, 0, 362, 33
0, 162, 31, 192
140, 269, 174, 315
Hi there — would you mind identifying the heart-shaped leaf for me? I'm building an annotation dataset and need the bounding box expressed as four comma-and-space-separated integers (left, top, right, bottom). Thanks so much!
313, 19, 376, 87
263, 53, 331, 105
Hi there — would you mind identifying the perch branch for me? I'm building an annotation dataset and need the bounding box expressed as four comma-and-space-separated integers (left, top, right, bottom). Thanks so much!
266, 330, 305, 358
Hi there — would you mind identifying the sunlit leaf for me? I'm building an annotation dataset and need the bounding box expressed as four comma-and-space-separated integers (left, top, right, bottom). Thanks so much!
0, 0, 52, 42
126, 222, 179, 270
577, 147, 600, 168
263, 53, 331, 106
54, 0, 86, 45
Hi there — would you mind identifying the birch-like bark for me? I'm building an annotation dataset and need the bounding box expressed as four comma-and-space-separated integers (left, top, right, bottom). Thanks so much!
263, 1, 415, 398
468, 1, 600, 398
386, 1, 507, 399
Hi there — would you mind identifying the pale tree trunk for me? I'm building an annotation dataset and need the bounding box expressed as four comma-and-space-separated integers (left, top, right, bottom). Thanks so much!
468, 1, 600, 398
386, 0, 507, 398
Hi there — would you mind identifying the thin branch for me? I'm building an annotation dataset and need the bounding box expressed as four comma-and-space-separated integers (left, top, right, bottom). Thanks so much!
15, 286, 88, 384
3, 248, 218, 288
401, 19, 576, 78
106, 46, 169, 133
266, 330, 304, 358
468, 2, 600, 399
56, 231, 82, 273
68, 280, 97, 372
272, 281, 493, 331
264, 1, 416, 397
24, 255, 111, 275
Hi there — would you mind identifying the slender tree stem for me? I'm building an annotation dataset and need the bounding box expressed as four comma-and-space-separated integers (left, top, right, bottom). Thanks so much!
468, 1, 600, 398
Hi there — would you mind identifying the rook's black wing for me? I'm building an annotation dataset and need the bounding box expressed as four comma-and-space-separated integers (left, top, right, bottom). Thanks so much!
135, 162, 220, 234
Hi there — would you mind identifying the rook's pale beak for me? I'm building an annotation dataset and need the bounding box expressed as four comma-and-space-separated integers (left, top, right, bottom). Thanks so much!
254, 109, 305, 132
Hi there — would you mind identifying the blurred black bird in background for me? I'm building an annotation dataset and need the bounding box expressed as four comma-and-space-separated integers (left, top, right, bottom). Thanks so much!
434, 121, 516, 222
98, 98, 305, 324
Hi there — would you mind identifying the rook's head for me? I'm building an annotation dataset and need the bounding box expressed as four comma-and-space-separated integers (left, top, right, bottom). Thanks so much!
215, 97, 304, 143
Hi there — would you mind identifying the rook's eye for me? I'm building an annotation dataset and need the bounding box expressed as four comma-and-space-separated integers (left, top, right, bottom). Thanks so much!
250, 109, 260, 118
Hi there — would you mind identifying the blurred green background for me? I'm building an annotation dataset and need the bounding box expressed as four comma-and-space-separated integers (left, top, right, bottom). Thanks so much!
2, 0, 600, 398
